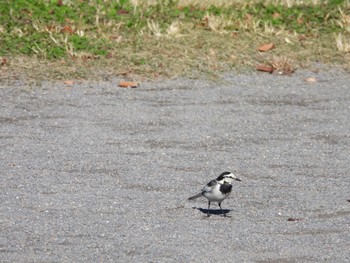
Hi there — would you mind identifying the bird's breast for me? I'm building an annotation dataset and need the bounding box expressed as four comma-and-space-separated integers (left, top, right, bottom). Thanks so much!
220, 183, 232, 194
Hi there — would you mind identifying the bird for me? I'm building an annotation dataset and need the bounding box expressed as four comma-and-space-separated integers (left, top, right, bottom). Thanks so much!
188, 171, 241, 217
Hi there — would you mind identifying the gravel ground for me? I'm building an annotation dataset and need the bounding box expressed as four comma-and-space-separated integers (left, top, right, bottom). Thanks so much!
1, 70, 350, 262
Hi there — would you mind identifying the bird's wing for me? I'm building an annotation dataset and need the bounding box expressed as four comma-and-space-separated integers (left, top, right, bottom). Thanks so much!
206, 179, 218, 187
201, 179, 217, 193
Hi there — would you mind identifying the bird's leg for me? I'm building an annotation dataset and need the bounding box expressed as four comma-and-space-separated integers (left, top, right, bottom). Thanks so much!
207, 201, 211, 217
218, 202, 225, 217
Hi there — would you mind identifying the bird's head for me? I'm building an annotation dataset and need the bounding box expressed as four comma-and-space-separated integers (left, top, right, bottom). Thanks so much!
216, 171, 242, 184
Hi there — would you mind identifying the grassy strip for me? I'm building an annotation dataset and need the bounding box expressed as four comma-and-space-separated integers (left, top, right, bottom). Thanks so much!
0, 0, 350, 82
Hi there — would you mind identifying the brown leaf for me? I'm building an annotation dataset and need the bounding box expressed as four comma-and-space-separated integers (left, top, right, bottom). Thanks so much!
202, 17, 209, 28
106, 52, 113, 59
256, 64, 274, 73
57, 0, 63, 6
20, 9, 32, 16
258, 43, 276, 52
298, 34, 307, 41
304, 77, 317, 83
272, 12, 281, 19
287, 218, 302, 222
60, 25, 73, 34
63, 80, 74, 85
244, 13, 253, 23
117, 9, 129, 15
119, 81, 138, 88
1, 57, 7, 66
110, 35, 122, 42
46, 25, 56, 32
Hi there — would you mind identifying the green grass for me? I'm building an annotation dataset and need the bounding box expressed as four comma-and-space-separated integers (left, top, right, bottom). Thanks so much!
0, 0, 350, 82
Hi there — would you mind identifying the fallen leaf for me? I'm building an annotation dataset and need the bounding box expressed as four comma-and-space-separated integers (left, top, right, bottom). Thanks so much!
258, 43, 276, 52
304, 77, 317, 83
1, 57, 7, 66
46, 25, 57, 32
256, 64, 274, 73
60, 25, 73, 34
244, 13, 253, 23
298, 34, 307, 41
110, 35, 122, 42
20, 9, 32, 16
287, 218, 302, 222
63, 80, 74, 85
231, 31, 239, 38
106, 52, 113, 59
272, 12, 281, 19
117, 9, 129, 15
119, 81, 138, 88
202, 16, 209, 28
57, 0, 63, 6
65, 18, 72, 23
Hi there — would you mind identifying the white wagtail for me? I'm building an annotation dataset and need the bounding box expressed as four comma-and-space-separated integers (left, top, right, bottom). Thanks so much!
188, 171, 241, 217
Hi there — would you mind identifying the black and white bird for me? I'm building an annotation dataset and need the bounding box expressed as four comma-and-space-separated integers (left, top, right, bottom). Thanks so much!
188, 171, 241, 217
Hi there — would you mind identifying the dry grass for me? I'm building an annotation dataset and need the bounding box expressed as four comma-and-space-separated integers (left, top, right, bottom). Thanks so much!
337, 7, 350, 33
176, 0, 334, 8
335, 33, 350, 52
271, 56, 296, 74
1, 0, 350, 84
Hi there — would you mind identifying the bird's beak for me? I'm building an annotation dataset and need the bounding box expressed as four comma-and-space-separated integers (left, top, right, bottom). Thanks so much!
235, 178, 242, 182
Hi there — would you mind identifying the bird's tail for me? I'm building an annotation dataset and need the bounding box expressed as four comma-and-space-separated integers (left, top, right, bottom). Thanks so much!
188, 193, 202, 200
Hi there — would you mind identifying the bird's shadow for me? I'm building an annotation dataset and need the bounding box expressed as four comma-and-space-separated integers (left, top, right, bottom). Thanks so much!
192, 207, 231, 217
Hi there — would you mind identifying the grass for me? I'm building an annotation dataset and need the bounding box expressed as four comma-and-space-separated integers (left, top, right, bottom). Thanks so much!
0, 0, 350, 83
